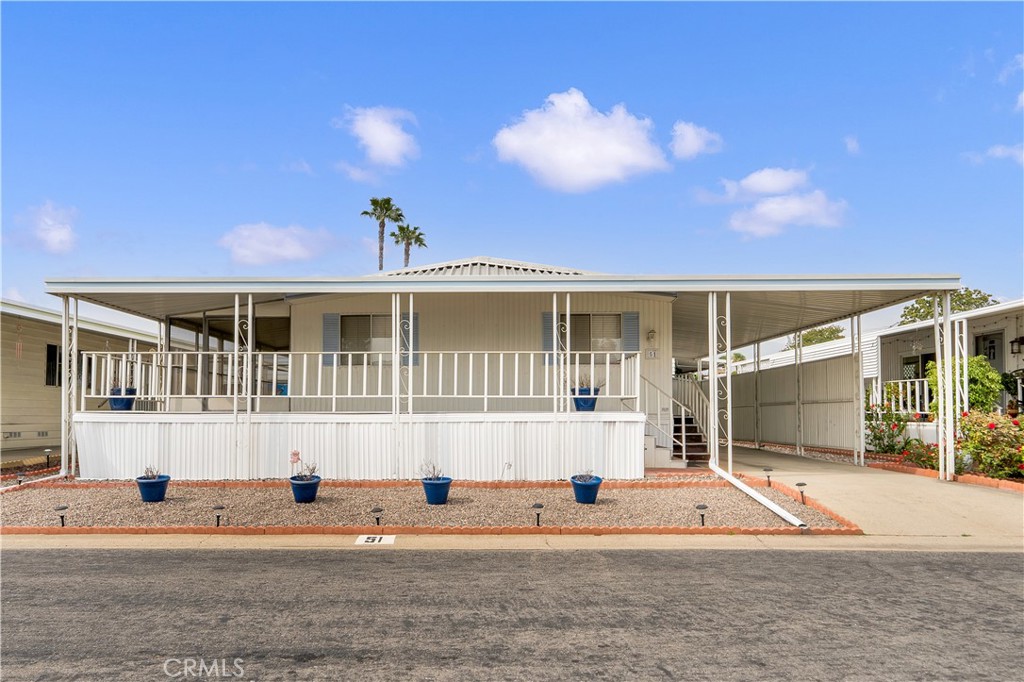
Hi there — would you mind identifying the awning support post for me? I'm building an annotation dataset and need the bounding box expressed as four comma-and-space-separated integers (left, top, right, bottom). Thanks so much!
753, 342, 761, 450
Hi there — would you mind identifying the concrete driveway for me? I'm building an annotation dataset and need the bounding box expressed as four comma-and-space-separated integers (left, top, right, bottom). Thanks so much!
730, 446, 1024, 549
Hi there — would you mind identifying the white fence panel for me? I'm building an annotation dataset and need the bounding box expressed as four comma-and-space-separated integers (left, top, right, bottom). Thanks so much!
74, 412, 645, 481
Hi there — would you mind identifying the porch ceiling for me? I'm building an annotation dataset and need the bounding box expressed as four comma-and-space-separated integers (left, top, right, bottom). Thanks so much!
668, 288, 940, 361
46, 272, 957, 358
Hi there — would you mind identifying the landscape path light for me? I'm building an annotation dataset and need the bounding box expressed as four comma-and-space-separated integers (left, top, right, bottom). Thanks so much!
796, 482, 807, 505
695, 503, 708, 527
16, 470, 25, 485
213, 505, 226, 527
531, 503, 544, 527
44, 448, 53, 468
371, 506, 384, 527
55, 505, 68, 527
762, 467, 773, 488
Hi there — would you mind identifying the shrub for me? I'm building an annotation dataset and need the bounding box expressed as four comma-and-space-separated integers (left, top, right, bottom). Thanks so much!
925, 356, 1003, 413
958, 412, 1024, 480
866, 402, 908, 454
898, 438, 968, 474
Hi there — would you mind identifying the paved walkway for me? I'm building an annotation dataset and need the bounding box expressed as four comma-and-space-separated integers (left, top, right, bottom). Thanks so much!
3, 446, 1021, 552
729, 446, 1023, 548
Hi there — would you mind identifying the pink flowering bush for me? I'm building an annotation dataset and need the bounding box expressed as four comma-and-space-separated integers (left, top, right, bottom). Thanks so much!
866, 402, 909, 454
959, 412, 1024, 479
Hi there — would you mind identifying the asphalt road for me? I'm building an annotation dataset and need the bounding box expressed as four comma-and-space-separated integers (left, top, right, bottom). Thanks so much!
2, 549, 1022, 681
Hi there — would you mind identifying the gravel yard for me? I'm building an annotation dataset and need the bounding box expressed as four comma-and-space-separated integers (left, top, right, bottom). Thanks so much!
0, 481, 842, 529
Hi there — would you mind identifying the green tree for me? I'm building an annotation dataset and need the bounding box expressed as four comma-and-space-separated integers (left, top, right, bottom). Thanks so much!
783, 324, 844, 350
361, 197, 405, 271
389, 224, 428, 268
898, 288, 996, 325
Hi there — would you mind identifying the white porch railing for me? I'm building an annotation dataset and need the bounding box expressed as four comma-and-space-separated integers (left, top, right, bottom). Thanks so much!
78, 350, 641, 413
674, 374, 710, 441
880, 379, 932, 415
639, 377, 687, 458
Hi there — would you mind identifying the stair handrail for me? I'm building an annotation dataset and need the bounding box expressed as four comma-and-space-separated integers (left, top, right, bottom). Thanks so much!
639, 376, 686, 455
675, 374, 710, 443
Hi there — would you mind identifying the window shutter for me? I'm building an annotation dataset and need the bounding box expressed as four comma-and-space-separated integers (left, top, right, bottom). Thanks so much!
322, 313, 340, 367
542, 312, 554, 364
622, 312, 640, 352
401, 312, 420, 366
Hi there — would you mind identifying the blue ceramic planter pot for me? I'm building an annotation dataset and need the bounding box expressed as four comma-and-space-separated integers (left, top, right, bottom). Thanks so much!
110, 388, 137, 411
422, 476, 452, 505
571, 387, 599, 411
136, 474, 171, 503
570, 475, 602, 504
290, 475, 321, 503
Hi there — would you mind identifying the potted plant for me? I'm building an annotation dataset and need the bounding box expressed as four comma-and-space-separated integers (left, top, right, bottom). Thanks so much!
420, 461, 452, 505
288, 450, 321, 503
136, 465, 170, 503
571, 375, 603, 412
569, 470, 602, 504
1001, 372, 1022, 417
109, 374, 136, 411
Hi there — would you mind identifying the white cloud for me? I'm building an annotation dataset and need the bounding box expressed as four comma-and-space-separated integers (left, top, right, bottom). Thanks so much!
492, 88, 669, 192
1016, 91, 1023, 112
334, 161, 377, 184
738, 167, 808, 195
282, 159, 314, 176
986, 143, 1024, 166
998, 54, 1023, 84
729, 190, 847, 238
669, 121, 723, 160
844, 135, 861, 155
332, 106, 419, 167
218, 222, 331, 265
26, 201, 77, 253
698, 167, 808, 203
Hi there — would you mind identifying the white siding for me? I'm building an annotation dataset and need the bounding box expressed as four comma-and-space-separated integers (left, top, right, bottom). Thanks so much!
288, 292, 673, 412
74, 412, 646, 481
1, 314, 138, 452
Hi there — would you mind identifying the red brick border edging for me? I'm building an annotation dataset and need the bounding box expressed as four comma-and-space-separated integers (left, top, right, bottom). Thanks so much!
0, 474, 861, 536
868, 463, 1024, 493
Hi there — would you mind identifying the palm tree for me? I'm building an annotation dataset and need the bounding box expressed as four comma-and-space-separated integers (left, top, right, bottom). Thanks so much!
360, 197, 405, 271
389, 224, 428, 268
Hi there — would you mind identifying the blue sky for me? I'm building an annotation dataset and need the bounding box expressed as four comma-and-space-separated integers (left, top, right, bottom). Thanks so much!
3, 2, 1022, 333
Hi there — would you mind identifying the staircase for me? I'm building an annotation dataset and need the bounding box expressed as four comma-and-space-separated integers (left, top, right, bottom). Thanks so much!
639, 376, 711, 468
673, 413, 710, 467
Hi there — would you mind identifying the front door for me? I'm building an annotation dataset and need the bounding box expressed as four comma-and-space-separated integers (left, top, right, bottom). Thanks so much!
975, 333, 1004, 373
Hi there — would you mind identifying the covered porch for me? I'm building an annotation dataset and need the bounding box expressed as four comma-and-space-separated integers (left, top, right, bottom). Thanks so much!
46, 258, 961, 481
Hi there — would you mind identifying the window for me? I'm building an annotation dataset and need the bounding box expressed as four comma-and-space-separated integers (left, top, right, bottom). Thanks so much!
45, 344, 60, 386
559, 314, 623, 353
341, 314, 392, 358
44, 345, 93, 388
901, 353, 935, 380
323, 313, 418, 366
542, 311, 639, 363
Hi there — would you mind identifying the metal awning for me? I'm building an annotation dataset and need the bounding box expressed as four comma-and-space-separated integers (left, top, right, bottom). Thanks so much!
46, 270, 959, 359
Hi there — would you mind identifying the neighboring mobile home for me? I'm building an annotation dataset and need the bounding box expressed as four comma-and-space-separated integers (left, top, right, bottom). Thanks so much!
1, 299, 167, 455
43, 257, 962, 481
723, 300, 1023, 449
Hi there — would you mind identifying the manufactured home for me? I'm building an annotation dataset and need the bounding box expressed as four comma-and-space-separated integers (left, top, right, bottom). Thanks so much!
43, 257, 964, 481
1, 299, 198, 457
727, 299, 1024, 447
